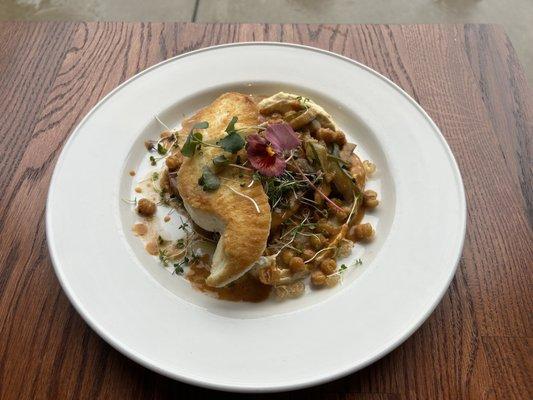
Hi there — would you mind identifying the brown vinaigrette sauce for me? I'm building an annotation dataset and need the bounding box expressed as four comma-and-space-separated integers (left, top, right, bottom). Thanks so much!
187, 257, 271, 303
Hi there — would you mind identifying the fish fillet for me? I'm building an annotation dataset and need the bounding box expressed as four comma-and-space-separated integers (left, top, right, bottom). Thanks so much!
176, 93, 271, 287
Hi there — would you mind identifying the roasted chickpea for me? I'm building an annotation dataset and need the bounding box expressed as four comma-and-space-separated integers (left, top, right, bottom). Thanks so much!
334, 131, 347, 145
363, 160, 376, 175
317, 128, 336, 143
325, 274, 340, 287
280, 249, 294, 265
317, 220, 339, 237
289, 256, 306, 273
137, 198, 156, 217
324, 171, 335, 183
351, 223, 374, 241
320, 258, 337, 275
335, 206, 350, 221
165, 154, 183, 171
310, 234, 326, 250
258, 266, 281, 285
363, 190, 379, 208
302, 248, 315, 261
144, 140, 155, 151
311, 270, 327, 286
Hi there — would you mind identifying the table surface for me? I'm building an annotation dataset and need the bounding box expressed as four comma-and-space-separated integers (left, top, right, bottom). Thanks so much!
0, 22, 531, 399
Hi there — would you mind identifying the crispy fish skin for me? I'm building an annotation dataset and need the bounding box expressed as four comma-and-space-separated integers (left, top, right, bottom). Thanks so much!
176, 93, 271, 287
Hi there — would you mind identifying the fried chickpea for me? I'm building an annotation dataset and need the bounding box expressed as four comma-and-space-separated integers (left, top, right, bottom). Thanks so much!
258, 266, 281, 285
310, 234, 326, 250
325, 274, 340, 288
317, 220, 339, 237
317, 128, 336, 143
137, 198, 156, 217
280, 249, 294, 265
320, 258, 337, 275
289, 256, 306, 273
302, 249, 315, 261
311, 270, 327, 286
327, 199, 345, 216
351, 223, 374, 240
165, 154, 183, 171
363, 189, 379, 208
363, 160, 376, 175
334, 131, 347, 145
335, 206, 349, 221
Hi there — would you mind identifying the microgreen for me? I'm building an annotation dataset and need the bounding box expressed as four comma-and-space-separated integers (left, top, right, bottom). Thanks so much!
149, 155, 157, 166
296, 95, 310, 110
173, 263, 184, 274
178, 218, 189, 231
158, 249, 169, 266
181, 121, 209, 157
218, 131, 245, 153
338, 259, 363, 274
225, 116, 238, 134
212, 154, 229, 168
157, 142, 167, 155
198, 166, 220, 192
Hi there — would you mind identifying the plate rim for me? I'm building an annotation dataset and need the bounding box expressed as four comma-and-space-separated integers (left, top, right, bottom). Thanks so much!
46, 41, 467, 392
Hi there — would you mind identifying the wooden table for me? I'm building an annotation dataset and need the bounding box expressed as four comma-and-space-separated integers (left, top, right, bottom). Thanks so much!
0, 22, 531, 399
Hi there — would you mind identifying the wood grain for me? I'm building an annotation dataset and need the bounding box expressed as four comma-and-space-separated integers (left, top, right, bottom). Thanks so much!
0, 22, 531, 400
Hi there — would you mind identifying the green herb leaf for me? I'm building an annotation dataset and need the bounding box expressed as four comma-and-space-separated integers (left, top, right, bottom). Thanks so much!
176, 239, 185, 249
158, 249, 169, 266
296, 96, 310, 110
181, 131, 202, 157
181, 121, 209, 157
225, 116, 238, 133
218, 131, 245, 153
157, 142, 167, 155
152, 171, 159, 181
149, 155, 156, 166
212, 154, 229, 167
198, 166, 220, 192
178, 218, 189, 231
173, 263, 184, 274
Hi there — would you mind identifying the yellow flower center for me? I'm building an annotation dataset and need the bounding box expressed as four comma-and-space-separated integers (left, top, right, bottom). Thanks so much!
266, 146, 276, 157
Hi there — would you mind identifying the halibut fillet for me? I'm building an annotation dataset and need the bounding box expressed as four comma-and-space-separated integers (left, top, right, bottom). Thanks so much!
176, 93, 271, 287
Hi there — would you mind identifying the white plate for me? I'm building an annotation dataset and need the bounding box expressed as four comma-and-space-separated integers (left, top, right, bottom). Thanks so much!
46, 43, 466, 392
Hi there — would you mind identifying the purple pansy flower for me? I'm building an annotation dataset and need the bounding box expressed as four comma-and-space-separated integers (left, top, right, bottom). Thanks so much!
246, 122, 300, 176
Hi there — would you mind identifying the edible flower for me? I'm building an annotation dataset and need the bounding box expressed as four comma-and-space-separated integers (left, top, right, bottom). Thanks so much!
246, 123, 300, 176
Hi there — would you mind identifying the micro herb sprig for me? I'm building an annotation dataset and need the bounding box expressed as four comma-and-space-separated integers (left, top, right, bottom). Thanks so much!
158, 248, 169, 266
178, 217, 190, 232
296, 95, 311, 110
337, 259, 363, 275
217, 116, 245, 153
181, 121, 212, 157
198, 166, 220, 191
